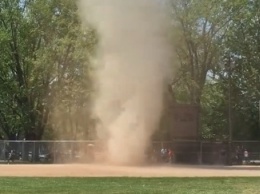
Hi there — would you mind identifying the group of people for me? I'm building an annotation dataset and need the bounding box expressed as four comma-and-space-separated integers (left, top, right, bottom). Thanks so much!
2, 149, 22, 163
160, 148, 174, 163
234, 146, 249, 164
146, 147, 175, 164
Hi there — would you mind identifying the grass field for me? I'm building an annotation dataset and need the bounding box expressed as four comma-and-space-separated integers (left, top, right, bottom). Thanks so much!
0, 177, 260, 194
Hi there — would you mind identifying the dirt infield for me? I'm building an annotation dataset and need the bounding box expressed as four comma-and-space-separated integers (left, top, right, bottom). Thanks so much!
0, 164, 260, 177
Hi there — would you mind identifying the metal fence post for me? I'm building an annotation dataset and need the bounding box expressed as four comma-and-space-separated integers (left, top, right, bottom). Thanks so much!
33, 141, 36, 162
22, 140, 25, 162
3, 140, 5, 161
53, 142, 56, 163
199, 141, 202, 164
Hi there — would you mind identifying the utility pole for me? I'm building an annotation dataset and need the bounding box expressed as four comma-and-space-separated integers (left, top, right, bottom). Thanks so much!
226, 55, 233, 165
259, 100, 260, 130
228, 60, 232, 165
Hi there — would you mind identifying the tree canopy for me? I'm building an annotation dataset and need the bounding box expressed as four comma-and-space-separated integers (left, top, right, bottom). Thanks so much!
0, 0, 97, 140
0, 0, 259, 141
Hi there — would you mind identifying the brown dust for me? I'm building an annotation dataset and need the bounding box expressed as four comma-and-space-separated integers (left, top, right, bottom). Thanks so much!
78, 0, 172, 165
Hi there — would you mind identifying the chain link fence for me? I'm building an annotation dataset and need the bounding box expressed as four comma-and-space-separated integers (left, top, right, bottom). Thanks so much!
0, 140, 259, 165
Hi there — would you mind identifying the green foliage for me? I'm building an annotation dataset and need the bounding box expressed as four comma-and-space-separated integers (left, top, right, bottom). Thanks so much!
170, 0, 227, 104
211, 0, 260, 140
170, 0, 260, 140
0, 0, 97, 140
200, 81, 228, 140
0, 0, 260, 141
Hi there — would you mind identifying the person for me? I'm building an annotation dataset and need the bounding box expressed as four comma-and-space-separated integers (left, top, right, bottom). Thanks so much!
160, 147, 167, 162
234, 146, 242, 165
168, 148, 174, 163
220, 147, 226, 164
243, 149, 249, 164
7, 150, 16, 163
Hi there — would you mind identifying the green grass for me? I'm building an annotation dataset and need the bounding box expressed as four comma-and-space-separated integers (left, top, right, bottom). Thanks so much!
0, 177, 260, 194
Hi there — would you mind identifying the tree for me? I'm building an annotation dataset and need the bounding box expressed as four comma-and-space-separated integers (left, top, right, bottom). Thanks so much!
167, 0, 260, 140
170, 0, 227, 105
214, 0, 260, 140
0, 0, 97, 140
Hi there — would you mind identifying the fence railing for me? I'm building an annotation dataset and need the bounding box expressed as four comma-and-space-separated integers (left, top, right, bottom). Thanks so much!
0, 140, 259, 165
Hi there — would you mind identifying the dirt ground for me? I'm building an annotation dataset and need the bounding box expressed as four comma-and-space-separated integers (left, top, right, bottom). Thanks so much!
0, 164, 260, 177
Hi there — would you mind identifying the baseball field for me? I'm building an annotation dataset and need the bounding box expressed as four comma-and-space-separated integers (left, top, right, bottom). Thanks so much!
0, 164, 259, 193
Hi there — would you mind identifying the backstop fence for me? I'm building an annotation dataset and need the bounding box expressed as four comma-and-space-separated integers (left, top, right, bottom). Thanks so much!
0, 140, 259, 165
